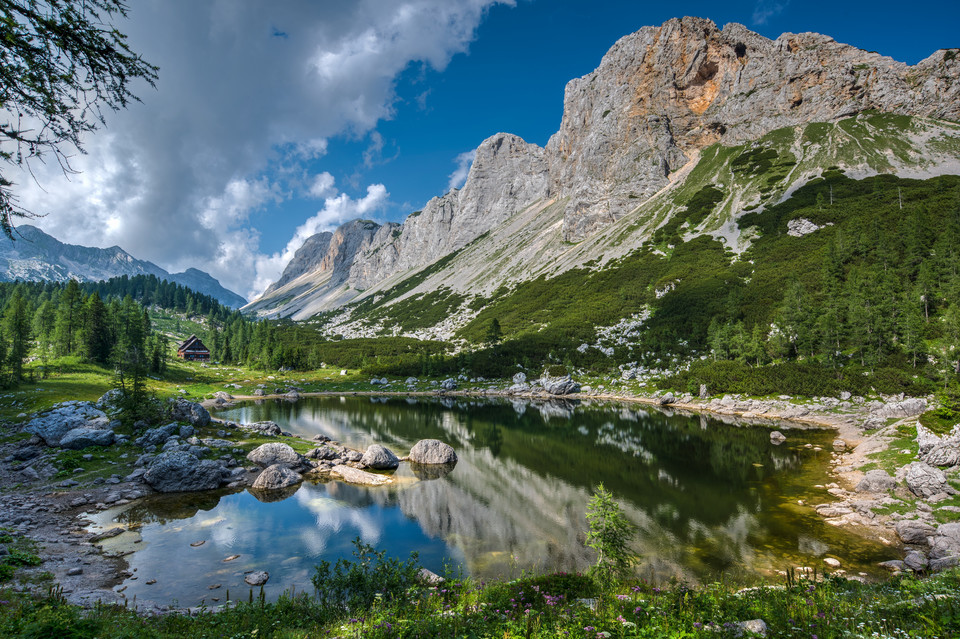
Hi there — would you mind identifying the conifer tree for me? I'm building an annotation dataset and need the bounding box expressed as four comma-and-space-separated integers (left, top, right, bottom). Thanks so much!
3, 290, 31, 383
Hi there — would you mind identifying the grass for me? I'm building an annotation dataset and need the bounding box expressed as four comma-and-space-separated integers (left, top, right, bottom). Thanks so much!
0, 567, 958, 638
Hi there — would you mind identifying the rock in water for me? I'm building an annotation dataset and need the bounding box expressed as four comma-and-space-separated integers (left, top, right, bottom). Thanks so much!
769, 431, 786, 445
408, 439, 457, 465
360, 444, 400, 470
329, 465, 392, 486
245, 571, 269, 586
246, 442, 309, 470
251, 464, 302, 490
143, 451, 224, 493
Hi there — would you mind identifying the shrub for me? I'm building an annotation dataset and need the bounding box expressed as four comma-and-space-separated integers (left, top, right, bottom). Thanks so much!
311, 538, 424, 613
585, 484, 637, 585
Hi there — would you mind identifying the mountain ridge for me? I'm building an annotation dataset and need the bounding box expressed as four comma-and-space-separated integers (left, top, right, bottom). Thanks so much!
0, 225, 247, 308
245, 16, 960, 325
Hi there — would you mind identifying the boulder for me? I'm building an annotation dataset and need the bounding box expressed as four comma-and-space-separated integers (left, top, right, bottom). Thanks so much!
410, 461, 457, 481
540, 375, 581, 396
253, 389, 265, 397
143, 452, 224, 493
246, 442, 308, 470
855, 469, 896, 493
903, 462, 951, 498
658, 392, 676, 406
769, 431, 786, 445
924, 444, 960, 468
137, 423, 179, 448
698, 384, 709, 399
904, 550, 928, 571
309, 446, 341, 461
213, 391, 234, 401
285, 390, 301, 400
251, 464, 302, 491
512, 372, 527, 385
916, 423, 943, 457
25, 402, 108, 446
440, 378, 458, 391
360, 444, 400, 470
169, 399, 211, 428
929, 523, 960, 570
329, 465, 392, 486
895, 520, 936, 545
408, 439, 457, 465
59, 427, 115, 450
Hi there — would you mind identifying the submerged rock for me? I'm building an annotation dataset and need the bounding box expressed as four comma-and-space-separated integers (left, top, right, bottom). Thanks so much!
245, 571, 269, 586
329, 465, 392, 486
408, 439, 457, 465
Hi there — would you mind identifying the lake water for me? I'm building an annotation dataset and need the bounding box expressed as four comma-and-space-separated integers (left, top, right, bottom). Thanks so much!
90, 396, 894, 607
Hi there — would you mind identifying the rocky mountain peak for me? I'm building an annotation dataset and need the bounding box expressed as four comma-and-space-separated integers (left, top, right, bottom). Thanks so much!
547, 16, 960, 240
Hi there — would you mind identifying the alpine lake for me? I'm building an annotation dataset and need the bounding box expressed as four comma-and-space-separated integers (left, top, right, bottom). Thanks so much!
87, 396, 896, 607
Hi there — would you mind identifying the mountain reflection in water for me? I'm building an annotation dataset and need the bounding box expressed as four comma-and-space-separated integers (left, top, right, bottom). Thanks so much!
92, 396, 894, 606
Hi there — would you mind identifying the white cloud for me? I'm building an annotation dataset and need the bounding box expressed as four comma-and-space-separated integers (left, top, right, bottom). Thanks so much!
752, 0, 789, 25
8, 0, 512, 301
308, 172, 337, 199
447, 150, 476, 191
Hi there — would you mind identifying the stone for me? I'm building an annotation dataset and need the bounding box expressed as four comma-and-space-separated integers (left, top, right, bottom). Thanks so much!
895, 520, 935, 545
360, 444, 400, 470
540, 375, 581, 395
24, 402, 108, 446
408, 439, 458, 465
658, 392, 675, 406
329, 465, 392, 486
212, 391, 234, 401
903, 462, 951, 498
246, 443, 309, 471
440, 378, 458, 391
309, 446, 341, 461
855, 469, 896, 493
251, 464, 302, 491
18, 466, 40, 481
769, 431, 786, 445
169, 399, 211, 428
143, 452, 224, 493
823, 557, 841, 568
878, 560, 906, 572
246, 421, 281, 436
904, 550, 928, 571
96, 389, 124, 411
512, 372, 527, 384
137, 423, 179, 448
244, 571, 269, 586
59, 427, 114, 450
253, 389, 265, 397
736, 619, 768, 637
929, 523, 960, 569
924, 444, 960, 468
90, 527, 125, 542
66, 567, 83, 576
698, 384, 708, 399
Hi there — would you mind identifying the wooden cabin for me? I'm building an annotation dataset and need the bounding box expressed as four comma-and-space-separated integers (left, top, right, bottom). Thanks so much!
177, 334, 210, 361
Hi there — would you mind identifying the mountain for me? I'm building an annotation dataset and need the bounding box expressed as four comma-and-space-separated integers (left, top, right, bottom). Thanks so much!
0, 225, 248, 308
246, 17, 960, 339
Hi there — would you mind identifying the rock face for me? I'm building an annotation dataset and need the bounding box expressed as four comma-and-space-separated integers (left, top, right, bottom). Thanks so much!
25, 402, 108, 447
360, 444, 400, 470
929, 523, 960, 571
143, 452, 224, 493
251, 464, 302, 490
246, 17, 960, 321
409, 439, 458, 465
246, 443, 309, 471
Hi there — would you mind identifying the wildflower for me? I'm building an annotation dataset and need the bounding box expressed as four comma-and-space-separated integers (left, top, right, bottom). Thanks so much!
693, 622, 702, 629
631, 586, 641, 593
584, 626, 595, 632
616, 594, 630, 601
653, 587, 661, 594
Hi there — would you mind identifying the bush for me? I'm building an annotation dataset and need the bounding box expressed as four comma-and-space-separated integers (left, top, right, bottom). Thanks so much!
586, 484, 637, 585
311, 538, 424, 613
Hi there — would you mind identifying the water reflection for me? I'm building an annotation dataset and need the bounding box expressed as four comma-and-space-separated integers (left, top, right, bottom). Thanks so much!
92, 397, 894, 606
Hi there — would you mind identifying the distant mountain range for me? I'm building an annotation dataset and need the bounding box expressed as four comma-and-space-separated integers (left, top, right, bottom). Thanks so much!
0, 225, 247, 308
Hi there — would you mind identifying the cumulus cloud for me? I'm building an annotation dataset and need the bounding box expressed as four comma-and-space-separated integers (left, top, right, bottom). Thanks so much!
308, 172, 337, 199
752, 0, 789, 25
10, 0, 513, 301
447, 150, 477, 191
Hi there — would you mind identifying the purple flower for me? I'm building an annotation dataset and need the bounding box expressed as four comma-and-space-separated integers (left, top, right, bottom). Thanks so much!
616, 594, 630, 601
584, 626, 595, 632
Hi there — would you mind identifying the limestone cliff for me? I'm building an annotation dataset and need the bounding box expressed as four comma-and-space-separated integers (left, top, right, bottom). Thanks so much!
246, 17, 960, 321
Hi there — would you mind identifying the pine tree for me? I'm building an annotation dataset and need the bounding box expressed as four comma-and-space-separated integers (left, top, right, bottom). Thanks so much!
3, 290, 32, 383
81, 292, 112, 365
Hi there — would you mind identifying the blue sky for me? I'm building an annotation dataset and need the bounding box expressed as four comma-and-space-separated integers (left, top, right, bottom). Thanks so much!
12, 0, 959, 300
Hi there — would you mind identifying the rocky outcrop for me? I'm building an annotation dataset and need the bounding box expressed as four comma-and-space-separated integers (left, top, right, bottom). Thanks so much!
59, 427, 115, 450
25, 402, 109, 447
